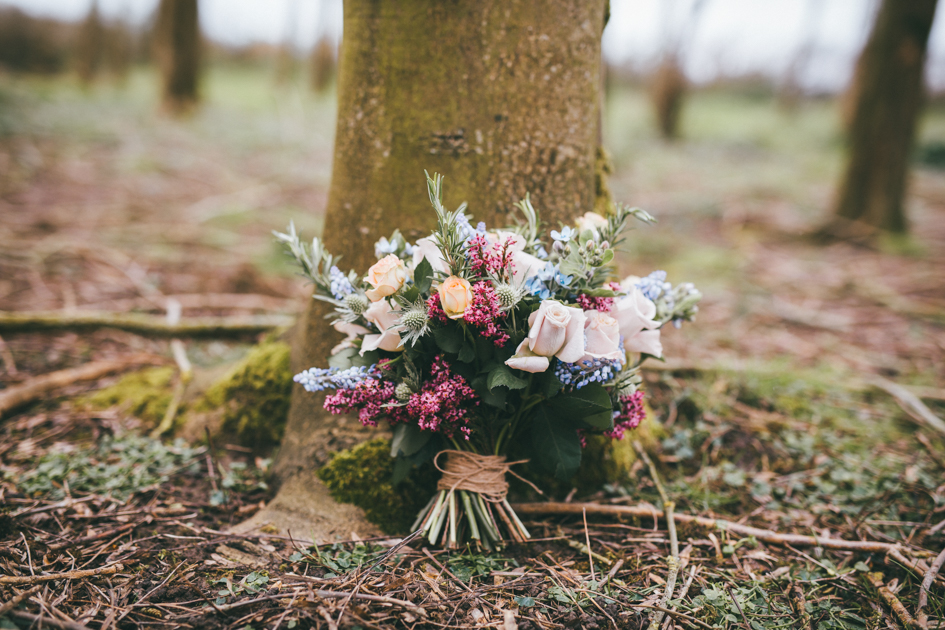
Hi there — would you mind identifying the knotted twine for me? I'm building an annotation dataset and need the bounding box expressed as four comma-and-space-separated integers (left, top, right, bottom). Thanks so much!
434, 450, 542, 502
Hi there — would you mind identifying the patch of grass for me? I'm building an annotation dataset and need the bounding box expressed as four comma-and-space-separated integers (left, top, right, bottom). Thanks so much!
10, 434, 199, 500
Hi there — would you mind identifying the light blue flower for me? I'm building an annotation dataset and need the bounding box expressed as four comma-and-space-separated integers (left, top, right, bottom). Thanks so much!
294, 365, 377, 392
554, 271, 573, 287
550, 226, 574, 243
329, 266, 355, 299
525, 275, 551, 300
374, 237, 399, 259
534, 245, 549, 260
536, 262, 557, 282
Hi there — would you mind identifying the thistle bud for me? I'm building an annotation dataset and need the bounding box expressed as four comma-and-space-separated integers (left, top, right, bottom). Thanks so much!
402, 309, 428, 331
344, 293, 369, 315
395, 382, 413, 401
495, 283, 520, 308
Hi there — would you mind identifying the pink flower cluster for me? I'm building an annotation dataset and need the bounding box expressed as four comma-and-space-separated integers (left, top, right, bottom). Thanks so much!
576, 283, 621, 313
406, 356, 479, 439
463, 282, 510, 347
324, 356, 479, 439
467, 234, 516, 279
606, 390, 646, 440
427, 294, 449, 324
324, 378, 398, 427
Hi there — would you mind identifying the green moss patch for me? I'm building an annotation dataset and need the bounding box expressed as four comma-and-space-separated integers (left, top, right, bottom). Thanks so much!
194, 341, 292, 449
83, 366, 175, 426
317, 438, 438, 535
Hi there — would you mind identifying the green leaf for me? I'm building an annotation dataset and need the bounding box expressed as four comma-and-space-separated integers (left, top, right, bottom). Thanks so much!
514, 595, 535, 608
530, 404, 582, 481
433, 325, 463, 354
328, 346, 356, 369
390, 423, 432, 458
487, 365, 528, 391
583, 288, 617, 297
402, 285, 420, 303
351, 350, 379, 368
458, 341, 476, 363
551, 384, 613, 427
414, 257, 434, 293
601, 249, 615, 265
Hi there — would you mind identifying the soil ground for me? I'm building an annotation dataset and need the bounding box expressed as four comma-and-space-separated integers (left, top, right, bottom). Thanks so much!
1, 66, 944, 629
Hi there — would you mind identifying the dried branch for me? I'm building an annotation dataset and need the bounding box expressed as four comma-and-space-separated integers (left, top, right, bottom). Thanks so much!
862, 572, 922, 630
511, 501, 917, 554
917, 546, 945, 629
869, 376, 945, 437
0, 563, 124, 585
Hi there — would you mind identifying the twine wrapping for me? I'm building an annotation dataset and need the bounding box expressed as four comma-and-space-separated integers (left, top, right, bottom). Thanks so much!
434, 450, 541, 502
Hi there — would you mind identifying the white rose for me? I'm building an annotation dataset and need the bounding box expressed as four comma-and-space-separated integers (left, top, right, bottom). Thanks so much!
575, 212, 608, 236
412, 237, 449, 275
331, 321, 370, 355
581, 310, 623, 362
360, 298, 404, 354
613, 287, 662, 358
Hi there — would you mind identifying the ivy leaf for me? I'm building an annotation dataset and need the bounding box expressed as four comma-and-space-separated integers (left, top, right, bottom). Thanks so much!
530, 404, 582, 480
487, 365, 528, 391
433, 325, 463, 354
414, 257, 434, 293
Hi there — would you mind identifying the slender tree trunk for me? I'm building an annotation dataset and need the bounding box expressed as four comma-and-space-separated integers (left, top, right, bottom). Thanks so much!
309, 37, 336, 94
830, 0, 938, 235
154, 0, 200, 113
273, 0, 609, 484
75, 2, 103, 85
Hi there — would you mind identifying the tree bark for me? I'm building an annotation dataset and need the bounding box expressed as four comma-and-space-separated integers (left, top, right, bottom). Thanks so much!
274, 0, 609, 482
154, 0, 201, 112
830, 0, 938, 235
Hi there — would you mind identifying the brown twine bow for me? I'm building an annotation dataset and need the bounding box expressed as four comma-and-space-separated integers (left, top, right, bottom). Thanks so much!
434, 450, 542, 503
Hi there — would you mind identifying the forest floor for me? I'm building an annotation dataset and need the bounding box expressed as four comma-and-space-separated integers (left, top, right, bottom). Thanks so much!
0, 67, 944, 630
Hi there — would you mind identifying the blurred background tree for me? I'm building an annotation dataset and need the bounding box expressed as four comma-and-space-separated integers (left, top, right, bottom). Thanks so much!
74, 1, 103, 85
153, 0, 201, 113
829, 0, 939, 237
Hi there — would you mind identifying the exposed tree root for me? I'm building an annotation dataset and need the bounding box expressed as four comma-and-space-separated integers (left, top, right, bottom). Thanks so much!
0, 356, 160, 418
0, 310, 292, 337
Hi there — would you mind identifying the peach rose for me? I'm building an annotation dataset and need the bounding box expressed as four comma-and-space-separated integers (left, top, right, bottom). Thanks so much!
438, 276, 473, 319
582, 310, 623, 362
575, 212, 608, 236
360, 298, 404, 354
364, 254, 407, 302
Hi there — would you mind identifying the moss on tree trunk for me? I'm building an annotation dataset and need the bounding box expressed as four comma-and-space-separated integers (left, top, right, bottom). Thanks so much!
276, 0, 610, 482
830, 0, 938, 235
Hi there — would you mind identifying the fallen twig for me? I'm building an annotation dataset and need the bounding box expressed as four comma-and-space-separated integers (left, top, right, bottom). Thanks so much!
917, 546, 945, 629
511, 501, 920, 554
0, 310, 292, 337
9, 610, 93, 630
870, 376, 945, 437
863, 572, 921, 630
0, 563, 124, 585
0, 358, 157, 418
0, 585, 42, 617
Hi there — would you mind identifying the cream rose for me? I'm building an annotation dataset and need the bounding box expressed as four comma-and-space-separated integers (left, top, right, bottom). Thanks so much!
412, 237, 449, 275
575, 212, 608, 236
613, 287, 662, 358
504, 341, 549, 373
360, 298, 404, 354
582, 310, 623, 362
438, 276, 473, 319
364, 254, 407, 302
511, 250, 544, 284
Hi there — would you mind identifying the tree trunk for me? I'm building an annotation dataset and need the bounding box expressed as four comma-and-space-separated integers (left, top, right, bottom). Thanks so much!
154, 0, 200, 113
273, 0, 609, 486
309, 36, 336, 94
830, 0, 938, 236
75, 2, 103, 85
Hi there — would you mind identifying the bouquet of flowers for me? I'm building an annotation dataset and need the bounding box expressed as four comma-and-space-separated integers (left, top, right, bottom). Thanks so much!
277, 172, 700, 549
